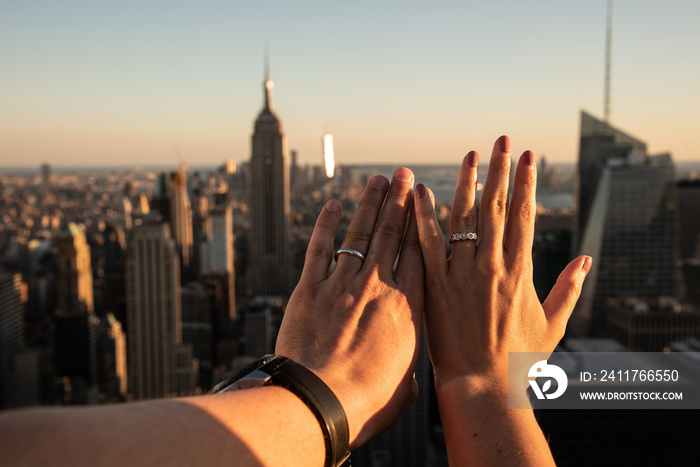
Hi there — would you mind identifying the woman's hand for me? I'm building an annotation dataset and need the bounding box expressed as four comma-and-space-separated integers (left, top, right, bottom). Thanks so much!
412, 135, 591, 466
276, 168, 423, 449
413, 135, 591, 394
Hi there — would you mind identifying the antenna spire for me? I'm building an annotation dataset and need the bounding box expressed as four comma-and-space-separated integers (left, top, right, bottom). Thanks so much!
263, 44, 273, 112
264, 43, 270, 81
604, 0, 613, 122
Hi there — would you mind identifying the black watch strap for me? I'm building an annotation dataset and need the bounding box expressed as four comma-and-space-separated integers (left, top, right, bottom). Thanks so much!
212, 355, 351, 467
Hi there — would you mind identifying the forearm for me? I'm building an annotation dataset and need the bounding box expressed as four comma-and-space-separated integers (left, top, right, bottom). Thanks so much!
0, 387, 325, 467
437, 377, 556, 467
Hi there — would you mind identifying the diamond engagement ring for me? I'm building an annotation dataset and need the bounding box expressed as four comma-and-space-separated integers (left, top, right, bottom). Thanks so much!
334, 248, 366, 263
450, 232, 477, 243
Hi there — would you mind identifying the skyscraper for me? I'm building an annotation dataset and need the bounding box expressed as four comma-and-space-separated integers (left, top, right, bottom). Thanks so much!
53, 223, 98, 402
125, 219, 195, 400
575, 111, 647, 251
152, 168, 194, 272
202, 190, 236, 319
0, 272, 25, 408
247, 65, 292, 296
54, 223, 94, 315
0, 272, 24, 361
96, 313, 128, 400
572, 112, 681, 337
207, 194, 234, 274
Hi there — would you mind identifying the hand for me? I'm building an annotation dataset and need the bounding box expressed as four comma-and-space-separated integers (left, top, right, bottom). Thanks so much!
413, 135, 591, 394
276, 168, 423, 449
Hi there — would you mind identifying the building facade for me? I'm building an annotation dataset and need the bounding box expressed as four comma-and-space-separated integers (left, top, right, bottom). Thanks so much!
572, 112, 681, 336
54, 223, 94, 315
125, 220, 195, 400
0, 272, 25, 408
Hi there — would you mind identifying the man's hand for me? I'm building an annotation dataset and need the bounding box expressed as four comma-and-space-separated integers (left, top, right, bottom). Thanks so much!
276, 168, 424, 449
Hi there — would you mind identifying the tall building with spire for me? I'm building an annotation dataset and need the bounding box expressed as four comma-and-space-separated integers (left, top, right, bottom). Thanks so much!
572, 111, 681, 337
247, 63, 292, 296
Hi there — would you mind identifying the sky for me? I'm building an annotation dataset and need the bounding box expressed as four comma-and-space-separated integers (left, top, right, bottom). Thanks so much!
1, 0, 699, 167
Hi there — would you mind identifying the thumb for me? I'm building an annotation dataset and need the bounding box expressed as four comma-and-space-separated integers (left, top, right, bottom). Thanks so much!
542, 256, 592, 330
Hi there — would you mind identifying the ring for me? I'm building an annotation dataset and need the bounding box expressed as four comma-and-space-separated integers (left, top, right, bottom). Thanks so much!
450, 232, 477, 243
334, 248, 366, 263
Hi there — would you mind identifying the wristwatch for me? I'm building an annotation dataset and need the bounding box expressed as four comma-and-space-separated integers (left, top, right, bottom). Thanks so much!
211, 355, 352, 467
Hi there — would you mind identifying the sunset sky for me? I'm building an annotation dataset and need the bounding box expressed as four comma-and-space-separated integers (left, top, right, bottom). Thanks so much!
1, 0, 699, 167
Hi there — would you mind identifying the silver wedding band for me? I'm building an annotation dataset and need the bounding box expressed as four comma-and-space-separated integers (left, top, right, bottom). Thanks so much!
334, 248, 366, 263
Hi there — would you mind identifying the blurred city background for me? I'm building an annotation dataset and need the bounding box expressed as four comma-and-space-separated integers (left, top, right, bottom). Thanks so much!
2, 1, 700, 466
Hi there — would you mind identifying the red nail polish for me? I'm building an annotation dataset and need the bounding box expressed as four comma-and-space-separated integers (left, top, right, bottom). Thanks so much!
522, 151, 534, 167
415, 183, 427, 199
466, 151, 478, 168
497, 135, 510, 153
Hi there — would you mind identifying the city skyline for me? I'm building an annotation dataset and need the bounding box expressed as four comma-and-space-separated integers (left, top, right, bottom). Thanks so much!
2, 1, 699, 167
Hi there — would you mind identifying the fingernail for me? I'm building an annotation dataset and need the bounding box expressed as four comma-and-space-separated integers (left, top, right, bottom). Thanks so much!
497, 135, 510, 154
326, 199, 341, 212
581, 256, 592, 274
466, 151, 479, 168
369, 176, 388, 190
393, 167, 414, 183
522, 151, 534, 167
415, 183, 427, 199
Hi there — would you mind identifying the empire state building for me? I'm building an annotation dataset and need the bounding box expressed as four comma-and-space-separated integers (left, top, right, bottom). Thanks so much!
247, 68, 292, 296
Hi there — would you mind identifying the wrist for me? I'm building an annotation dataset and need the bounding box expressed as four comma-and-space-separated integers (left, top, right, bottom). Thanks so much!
312, 369, 368, 451
435, 372, 531, 411
213, 355, 351, 466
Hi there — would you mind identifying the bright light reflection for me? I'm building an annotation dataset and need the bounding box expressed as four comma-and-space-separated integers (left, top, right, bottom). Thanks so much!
323, 133, 335, 178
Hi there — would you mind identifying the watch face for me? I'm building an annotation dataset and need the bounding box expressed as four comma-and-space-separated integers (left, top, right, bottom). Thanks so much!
226, 370, 274, 390
210, 355, 277, 393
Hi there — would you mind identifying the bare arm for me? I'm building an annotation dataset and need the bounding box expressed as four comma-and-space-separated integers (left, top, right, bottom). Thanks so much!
413, 136, 591, 466
0, 387, 323, 467
0, 168, 423, 466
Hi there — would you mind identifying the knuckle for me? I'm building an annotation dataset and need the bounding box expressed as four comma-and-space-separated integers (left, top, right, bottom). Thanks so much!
487, 196, 508, 216
493, 155, 512, 173
452, 209, 478, 230
515, 202, 536, 224
423, 231, 445, 249
401, 235, 422, 254
343, 227, 373, 245
375, 221, 405, 242
477, 255, 502, 277
305, 244, 332, 263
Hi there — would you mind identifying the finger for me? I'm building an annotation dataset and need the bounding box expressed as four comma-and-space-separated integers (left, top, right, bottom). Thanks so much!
477, 135, 512, 255
395, 200, 423, 291
504, 151, 536, 263
365, 168, 415, 274
542, 256, 592, 331
335, 175, 390, 275
300, 200, 342, 285
449, 151, 479, 258
413, 183, 448, 278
